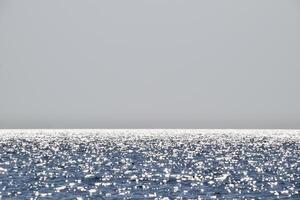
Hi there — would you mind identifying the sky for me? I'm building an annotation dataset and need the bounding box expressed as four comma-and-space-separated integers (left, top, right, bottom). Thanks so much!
0, 0, 300, 129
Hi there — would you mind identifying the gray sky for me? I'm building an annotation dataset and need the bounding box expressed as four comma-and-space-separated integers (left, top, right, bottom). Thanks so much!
0, 0, 300, 129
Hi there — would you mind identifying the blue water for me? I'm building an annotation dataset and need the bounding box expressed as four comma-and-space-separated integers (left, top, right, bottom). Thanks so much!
0, 129, 299, 199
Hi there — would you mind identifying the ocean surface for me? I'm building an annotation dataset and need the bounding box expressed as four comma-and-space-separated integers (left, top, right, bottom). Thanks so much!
0, 129, 299, 200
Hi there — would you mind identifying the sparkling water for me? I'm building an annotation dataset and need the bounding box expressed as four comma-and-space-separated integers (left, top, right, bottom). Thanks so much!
0, 129, 299, 199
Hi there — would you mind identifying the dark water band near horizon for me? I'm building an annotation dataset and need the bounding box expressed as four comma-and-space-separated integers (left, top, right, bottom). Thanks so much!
0, 129, 299, 199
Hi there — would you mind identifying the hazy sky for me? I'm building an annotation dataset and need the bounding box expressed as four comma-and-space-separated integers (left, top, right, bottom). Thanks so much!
0, 0, 300, 128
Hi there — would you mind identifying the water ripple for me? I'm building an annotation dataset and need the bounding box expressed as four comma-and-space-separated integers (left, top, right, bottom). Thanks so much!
0, 129, 299, 199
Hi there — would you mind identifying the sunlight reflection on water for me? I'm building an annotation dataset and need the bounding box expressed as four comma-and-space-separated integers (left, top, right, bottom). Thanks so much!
0, 129, 299, 199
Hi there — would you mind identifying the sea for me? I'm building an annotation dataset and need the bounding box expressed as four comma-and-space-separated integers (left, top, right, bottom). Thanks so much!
0, 129, 299, 200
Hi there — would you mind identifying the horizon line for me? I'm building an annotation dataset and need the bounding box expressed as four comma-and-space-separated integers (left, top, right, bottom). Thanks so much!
1, 128, 300, 131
